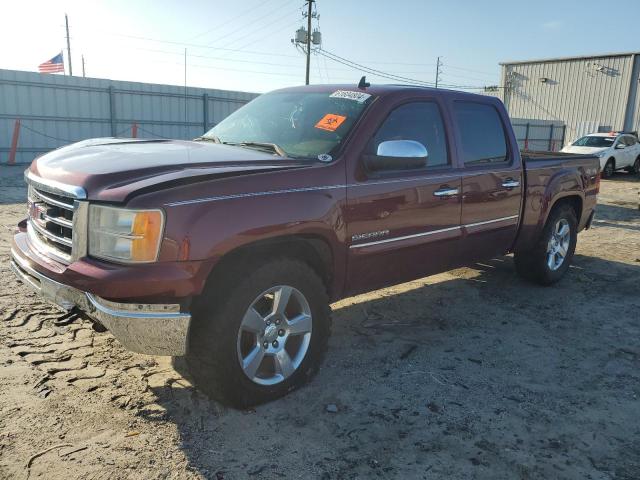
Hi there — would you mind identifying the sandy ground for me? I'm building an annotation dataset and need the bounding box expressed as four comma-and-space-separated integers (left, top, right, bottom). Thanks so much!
0, 164, 639, 480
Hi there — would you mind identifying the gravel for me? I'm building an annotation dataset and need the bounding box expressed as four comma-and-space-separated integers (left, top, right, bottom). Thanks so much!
1, 165, 639, 479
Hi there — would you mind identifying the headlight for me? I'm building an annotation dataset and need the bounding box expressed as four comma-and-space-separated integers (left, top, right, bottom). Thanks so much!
88, 205, 164, 263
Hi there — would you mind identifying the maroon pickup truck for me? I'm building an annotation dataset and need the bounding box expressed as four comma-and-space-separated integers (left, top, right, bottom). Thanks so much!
11, 83, 599, 407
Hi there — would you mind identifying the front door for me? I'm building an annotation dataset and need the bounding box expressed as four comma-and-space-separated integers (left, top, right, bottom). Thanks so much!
452, 100, 522, 263
345, 100, 462, 295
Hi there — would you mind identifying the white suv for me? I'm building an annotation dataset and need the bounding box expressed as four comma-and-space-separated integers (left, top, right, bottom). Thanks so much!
561, 132, 640, 177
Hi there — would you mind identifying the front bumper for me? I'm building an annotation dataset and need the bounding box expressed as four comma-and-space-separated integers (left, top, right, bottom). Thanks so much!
10, 248, 191, 356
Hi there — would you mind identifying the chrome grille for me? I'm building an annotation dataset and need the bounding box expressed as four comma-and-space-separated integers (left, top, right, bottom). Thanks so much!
25, 173, 87, 264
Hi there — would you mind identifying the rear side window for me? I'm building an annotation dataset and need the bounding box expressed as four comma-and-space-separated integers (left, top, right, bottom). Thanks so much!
369, 101, 449, 168
453, 102, 508, 165
623, 135, 637, 146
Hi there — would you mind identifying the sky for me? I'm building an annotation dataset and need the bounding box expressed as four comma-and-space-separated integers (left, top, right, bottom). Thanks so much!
2, 0, 640, 94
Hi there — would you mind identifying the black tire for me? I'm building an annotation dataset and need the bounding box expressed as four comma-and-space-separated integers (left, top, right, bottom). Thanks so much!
514, 204, 578, 286
603, 158, 615, 178
186, 258, 331, 408
631, 156, 640, 175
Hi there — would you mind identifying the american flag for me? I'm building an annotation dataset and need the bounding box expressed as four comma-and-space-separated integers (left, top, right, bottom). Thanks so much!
38, 52, 65, 74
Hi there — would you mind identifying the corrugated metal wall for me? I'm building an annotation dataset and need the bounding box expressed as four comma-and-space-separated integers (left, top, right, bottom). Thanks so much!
0, 69, 258, 164
501, 54, 640, 145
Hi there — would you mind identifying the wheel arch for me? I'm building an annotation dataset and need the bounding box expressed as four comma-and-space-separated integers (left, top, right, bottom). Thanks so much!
549, 194, 583, 224
202, 234, 337, 299
607, 157, 616, 170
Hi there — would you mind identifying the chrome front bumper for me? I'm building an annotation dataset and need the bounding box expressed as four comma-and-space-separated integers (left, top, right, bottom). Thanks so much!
10, 249, 191, 356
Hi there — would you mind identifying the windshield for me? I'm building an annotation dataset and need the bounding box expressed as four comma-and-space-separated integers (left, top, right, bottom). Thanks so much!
572, 136, 615, 148
202, 90, 375, 159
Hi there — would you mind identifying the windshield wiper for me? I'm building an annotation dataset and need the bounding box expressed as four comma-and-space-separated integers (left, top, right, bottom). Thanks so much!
224, 141, 287, 157
193, 135, 221, 143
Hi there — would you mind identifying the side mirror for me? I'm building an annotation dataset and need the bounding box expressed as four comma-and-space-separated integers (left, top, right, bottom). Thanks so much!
615, 143, 625, 149
366, 140, 428, 171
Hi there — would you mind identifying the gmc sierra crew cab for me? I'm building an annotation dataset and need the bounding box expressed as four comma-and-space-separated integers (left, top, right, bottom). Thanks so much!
11, 83, 600, 407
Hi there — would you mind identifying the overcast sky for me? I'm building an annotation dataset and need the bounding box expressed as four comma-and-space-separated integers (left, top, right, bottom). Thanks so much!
3, 0, 639, 94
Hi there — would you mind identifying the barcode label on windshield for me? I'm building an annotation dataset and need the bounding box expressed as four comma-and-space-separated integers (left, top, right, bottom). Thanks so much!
330, 90, 371, 103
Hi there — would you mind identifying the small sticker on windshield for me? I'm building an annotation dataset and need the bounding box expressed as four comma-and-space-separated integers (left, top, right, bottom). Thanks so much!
318, 153, 333, 162
315, 114, 347, 132
329, 90, 371, 103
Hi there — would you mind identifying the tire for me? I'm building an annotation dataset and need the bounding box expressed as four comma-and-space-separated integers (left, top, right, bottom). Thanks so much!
514, 204, 578, 286
186, 258, 331, 408
603, 158, 615, 178
631, 156, 640, 175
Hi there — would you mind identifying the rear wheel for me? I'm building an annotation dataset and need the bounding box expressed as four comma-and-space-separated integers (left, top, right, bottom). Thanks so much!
186, 258, 331, 408
514, 204, 577, 286
603, 158, 615, 178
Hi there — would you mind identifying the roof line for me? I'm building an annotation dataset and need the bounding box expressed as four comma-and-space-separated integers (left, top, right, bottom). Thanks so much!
500, 51, 640, 66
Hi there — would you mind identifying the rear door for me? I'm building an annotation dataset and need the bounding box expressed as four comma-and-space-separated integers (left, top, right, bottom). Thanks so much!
452, 101, 522, 263
345, 99, 462, 295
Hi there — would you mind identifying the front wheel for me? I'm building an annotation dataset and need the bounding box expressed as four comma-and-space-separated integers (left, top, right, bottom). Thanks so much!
186, 258, 331, 408
514, 204, 578, 286
603, 159, 615, 178
631, 156, 640, 175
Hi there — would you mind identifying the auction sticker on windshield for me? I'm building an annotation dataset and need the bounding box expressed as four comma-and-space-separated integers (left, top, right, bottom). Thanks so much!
329, 90, 371, 103
315, 114, 347, 132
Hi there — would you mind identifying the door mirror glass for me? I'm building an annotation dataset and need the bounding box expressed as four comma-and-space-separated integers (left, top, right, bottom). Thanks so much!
367, 140, 428, 171
377, 139, 428, 158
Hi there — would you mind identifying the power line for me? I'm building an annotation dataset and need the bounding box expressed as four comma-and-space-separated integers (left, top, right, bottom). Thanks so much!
213, 14, 301, 60
318, 49, 496, 90
318, 49, 435, 87
67, 25, 301, 58
202, 0, 299, 48
188, 0, 266, 41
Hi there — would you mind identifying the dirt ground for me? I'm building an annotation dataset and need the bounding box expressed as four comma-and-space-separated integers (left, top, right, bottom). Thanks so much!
0, 164, 638, 480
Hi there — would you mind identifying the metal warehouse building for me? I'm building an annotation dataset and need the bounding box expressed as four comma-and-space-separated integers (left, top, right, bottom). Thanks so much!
498, 51, 640, 149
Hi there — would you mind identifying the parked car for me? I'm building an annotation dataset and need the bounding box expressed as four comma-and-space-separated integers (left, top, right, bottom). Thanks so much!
11, 83, 600, 407
561, 131, 640, 177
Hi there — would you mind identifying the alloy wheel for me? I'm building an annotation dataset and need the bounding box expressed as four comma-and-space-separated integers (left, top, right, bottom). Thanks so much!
546, 218, 571, 271
236, 285, 312, 386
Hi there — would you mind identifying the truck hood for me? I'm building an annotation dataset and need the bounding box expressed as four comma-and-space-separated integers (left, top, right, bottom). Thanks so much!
560, 145, 607, 155
30, 138, 312, 202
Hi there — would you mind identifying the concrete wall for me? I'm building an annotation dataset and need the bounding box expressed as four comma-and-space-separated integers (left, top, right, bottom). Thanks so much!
500, 53, 640, 145
0, 69, 258, 164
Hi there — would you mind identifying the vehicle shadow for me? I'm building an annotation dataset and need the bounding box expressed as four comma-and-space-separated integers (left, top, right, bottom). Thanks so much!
138, 254, 640, 479
593, 203, 639, 225
601, 172, 639, 183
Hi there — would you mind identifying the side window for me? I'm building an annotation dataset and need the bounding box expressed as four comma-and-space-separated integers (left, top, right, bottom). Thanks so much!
453, 102, 508, 165
369, 102, 449, 168
624, 135, 637, 146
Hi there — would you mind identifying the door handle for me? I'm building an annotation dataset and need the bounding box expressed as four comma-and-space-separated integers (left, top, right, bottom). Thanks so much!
501, 179, 520, 189
433, 186, 459, 197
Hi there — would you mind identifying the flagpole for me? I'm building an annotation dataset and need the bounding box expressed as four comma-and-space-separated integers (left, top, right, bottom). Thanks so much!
65, 14, 73, 76
184, 48, 187, 139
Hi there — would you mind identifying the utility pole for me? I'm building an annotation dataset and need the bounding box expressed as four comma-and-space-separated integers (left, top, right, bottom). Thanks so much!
435, 56, 442, 88
65, 14, 73, 76
305, 0, 313, 85
81, 55, 85, 77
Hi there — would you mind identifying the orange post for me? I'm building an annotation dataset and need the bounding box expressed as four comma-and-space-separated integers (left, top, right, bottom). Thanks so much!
131, 122, 138, 138
8, 119, 21, 165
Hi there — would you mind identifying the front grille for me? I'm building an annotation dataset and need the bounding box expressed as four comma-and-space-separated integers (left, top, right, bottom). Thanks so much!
27, 184, 76, 262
